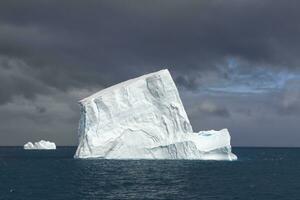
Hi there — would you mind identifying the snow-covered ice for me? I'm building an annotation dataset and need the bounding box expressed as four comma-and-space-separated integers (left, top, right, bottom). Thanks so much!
74, 69, 237, 160
24, 140, 56, 150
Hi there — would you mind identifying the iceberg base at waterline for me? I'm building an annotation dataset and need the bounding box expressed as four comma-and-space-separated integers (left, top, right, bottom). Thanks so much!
74, 69, 237, 160
75, 128, 236, 160
24, 140, 56, 150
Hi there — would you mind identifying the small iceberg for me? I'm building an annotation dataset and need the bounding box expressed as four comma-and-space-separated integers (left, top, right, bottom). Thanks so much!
24, 140, 56, 150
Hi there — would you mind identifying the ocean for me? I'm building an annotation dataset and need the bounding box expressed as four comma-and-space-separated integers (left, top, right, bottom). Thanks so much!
0, 147, 299, 200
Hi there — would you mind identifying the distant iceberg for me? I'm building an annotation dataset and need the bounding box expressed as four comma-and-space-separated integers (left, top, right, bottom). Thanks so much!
74, 69, 237, 160
24, 140, 56, 150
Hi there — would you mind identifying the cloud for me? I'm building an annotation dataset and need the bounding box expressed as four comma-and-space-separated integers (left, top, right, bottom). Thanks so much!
277, 79, 300, 115
0, 56, 53, 104
196, 101, 230, 118
0, 0, 300, 146
0, 87, 98, 145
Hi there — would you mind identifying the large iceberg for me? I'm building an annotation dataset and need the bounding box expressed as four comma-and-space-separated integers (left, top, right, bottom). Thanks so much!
74, 69, 237, 160
24, 140, 56, 150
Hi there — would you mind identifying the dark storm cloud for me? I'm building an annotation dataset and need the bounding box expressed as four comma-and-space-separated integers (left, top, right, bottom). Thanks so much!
0, 0, 300, 145
0, 56, 53, 104
0, 0, 300, 94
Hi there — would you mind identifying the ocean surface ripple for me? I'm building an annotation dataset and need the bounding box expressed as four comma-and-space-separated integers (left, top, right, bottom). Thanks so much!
0, 147, 300, 200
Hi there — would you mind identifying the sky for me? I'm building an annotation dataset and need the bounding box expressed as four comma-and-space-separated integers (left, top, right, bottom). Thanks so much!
0, 0, 300, 146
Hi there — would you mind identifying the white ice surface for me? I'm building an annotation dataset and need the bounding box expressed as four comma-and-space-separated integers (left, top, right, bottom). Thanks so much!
74, 69, 237, 160
24, 140, 56, 150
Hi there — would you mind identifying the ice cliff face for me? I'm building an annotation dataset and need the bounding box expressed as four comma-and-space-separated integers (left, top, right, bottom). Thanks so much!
24, 140, 56, 150
74, 69, 237, 160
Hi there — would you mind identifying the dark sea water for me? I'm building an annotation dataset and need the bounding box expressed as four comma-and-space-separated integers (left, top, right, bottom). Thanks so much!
0, 147, 300, 200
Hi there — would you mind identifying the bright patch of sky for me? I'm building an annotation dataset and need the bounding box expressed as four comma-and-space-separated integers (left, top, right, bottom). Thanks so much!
204, 58, 300, 94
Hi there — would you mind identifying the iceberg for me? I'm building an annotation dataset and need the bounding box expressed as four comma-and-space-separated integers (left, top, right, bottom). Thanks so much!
74, 69, 237, 160
24, 140, 56, 150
